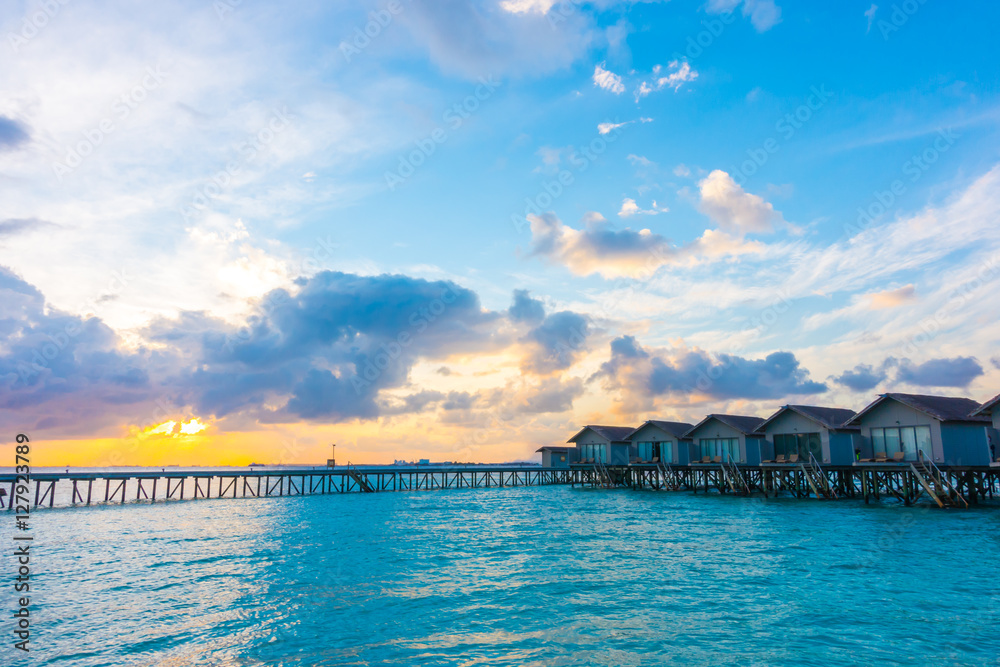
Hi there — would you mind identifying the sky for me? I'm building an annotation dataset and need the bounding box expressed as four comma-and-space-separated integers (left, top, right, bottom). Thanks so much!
1, 0, 999, 466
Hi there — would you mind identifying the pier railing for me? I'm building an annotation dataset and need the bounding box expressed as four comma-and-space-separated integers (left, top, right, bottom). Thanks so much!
3, 461, 998, 510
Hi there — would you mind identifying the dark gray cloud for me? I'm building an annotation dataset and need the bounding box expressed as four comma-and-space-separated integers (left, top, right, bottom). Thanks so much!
895, 356, 984, 388
0, 116, 29, 151
833, 356, 985, 391
0, 267, 158, 436
595, 336, 826, 400
508, 289, 545, 324
520, 310, 590, 374
145, 271, 506, 422
831, 363, 888, 392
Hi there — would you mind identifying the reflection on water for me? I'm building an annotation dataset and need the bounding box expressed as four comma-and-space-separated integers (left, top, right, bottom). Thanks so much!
7, 487, 1000, 665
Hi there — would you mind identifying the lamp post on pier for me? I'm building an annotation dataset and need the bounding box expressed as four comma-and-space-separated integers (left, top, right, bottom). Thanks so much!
327, 444, 336, 468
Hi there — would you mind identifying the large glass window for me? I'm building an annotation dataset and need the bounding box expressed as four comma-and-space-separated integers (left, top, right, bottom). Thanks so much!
636, 441, 671, 462
870, 425, 932, 461
773, 433, 821, 460
699, 438, 740, 462
579, 443, 607, 462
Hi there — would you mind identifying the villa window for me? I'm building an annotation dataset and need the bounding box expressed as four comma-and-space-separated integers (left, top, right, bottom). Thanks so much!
636, 441, 670, 462
699, 438, 739, 462
870, 426, 932, 461
773, 433, 822, 460
578, 443, 608, 463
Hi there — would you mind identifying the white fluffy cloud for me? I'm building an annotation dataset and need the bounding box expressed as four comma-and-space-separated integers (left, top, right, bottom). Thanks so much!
593, 63, 625, 94
636, 61, 699, 100
697, 170, 786, 234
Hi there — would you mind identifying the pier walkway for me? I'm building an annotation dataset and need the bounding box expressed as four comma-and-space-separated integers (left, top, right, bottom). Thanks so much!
3, 461, 999, 510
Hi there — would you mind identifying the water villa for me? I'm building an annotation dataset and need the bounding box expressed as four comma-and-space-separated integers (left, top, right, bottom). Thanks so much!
756, 405, 861, 465
845, 393, 993, 465
683, 414, 766, 464
624, 420, 694, 465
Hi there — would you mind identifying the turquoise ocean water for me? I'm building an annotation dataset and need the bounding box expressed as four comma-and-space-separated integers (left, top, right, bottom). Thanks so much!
4, 485, 1000, 665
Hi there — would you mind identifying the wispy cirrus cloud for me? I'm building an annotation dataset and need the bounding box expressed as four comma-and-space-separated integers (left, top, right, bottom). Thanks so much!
593, 63, 625, 94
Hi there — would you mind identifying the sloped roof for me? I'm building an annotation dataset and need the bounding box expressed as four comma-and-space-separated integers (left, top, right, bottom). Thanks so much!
625, 420, 695, 441
535, 445, 571, 452
755, 405, 858, 432
971, 392, 1000, 417
846, 393, 991, 425
684, 414, 765, 438
566, 425, 635, 443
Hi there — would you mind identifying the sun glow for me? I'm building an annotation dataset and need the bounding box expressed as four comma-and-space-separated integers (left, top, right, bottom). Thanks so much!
140, 418, 208, 438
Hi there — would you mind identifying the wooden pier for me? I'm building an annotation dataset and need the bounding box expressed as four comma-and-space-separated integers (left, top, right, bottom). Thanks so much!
571, 460, 1000, 508
0, 466, 573, 510
3, 461, 998, 510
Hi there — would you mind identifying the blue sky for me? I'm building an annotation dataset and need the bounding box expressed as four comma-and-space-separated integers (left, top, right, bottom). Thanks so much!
1, 0, 999, 464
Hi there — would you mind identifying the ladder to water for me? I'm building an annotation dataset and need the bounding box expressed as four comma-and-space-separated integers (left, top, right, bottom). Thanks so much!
800, 453, 838, 499
910, 457, 968, 508
346, 463, 375, 493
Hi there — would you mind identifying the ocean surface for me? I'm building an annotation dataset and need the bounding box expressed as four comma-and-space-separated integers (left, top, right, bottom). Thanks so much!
3, 484, 1000, 666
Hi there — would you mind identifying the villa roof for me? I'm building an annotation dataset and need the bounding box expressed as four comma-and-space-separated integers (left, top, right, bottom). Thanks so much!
846, 393, 991, 425
971, 392, 1000, 417
755, 405, 859, 432
535, 445, 571, 452
684, 414, 765, 437
566, 425, 635, 444
625, 420, 695, 441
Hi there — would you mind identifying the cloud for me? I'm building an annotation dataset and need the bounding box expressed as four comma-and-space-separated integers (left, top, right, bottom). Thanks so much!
0, 116, 30, 151
895, 356, 984, 388
834, 356, 985, 391
0, 218, 58, 238
865, 4, 878, 33
593, 63, 625, 94
598, 121, 628, 135
527, 212, 674, 278
594, 336, 827, 400
635, 60, 698, 100
868, 284, 916, 309
508, 289, 546, 324
500, 0, 558, 13
400, 0, 596, 79
520, 310, 591, 374
0, 267, 157, 437
698, 169, 786, 234
143, 270, 506, 423
618, 198, 668, 217
527, 213, 767, 278
707, 0, 782, 32
831, 363, 888, 392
